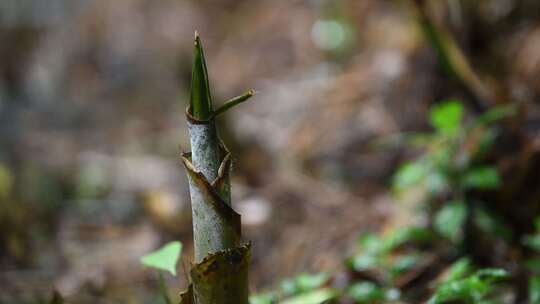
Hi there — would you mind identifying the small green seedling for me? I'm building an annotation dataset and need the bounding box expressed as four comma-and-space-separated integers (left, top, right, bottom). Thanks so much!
392, 100, 514, 246
141, 241, 182, 276
250, 272, 336, 304
523, 218, 540, 303
349, 227, 433, 285
523, 217, 540, 252
140, 241, 183, 304
428, 258, 509, 304
347, 281, 400, 303
392, 100, 509, 195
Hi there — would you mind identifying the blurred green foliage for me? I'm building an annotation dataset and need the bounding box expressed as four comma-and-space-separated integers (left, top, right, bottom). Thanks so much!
428, 259, 508, 304
249, 100, 517, 303
429, 100, 464, 137
392, 100, 514, 245
250, 272, 335, 304
434, 200, 466, 242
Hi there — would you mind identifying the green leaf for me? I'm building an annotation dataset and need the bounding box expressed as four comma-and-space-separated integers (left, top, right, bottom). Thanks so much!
476, 104, 516, 125
390, 254, 420, 278
429, 100, 464, 136
529, 276, 540, 304
351, 228, 432, 274
347, 282, 386, 302
280, 273, 329, 296
190, 32, 213, 120
249, 292, 276, 304
295, 273, 329, 291
463, 166, 500, 189
358, 233, 384, 253
426, 171, 449, 194
140, 241, 182, 276
474, 268, 509, 280
390, 227, 434, 247
474, 208, 512, 241
350, 253, 378, 271
445, 258, 472, 282
281, 278, 299, 295
401, 227, 435, 242
434, 201, 466, 242
524, 235, 540, 251
475, 128, 498, 157
429, 280, 480, 304
359, 228, 432, 255
534, 217, 540, 231
428, 268, 508, 304
311, 19, 353, 51
382, 228, 420, 251
280, 288, 336, 304
526, 259, 540, 273
393, 161, 428, 191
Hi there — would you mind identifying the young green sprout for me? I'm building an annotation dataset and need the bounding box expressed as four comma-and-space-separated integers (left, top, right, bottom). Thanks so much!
190, 32, 255, 121
180, 32, 255, 304
190, 34, 213, 121
140, 241, 183, 304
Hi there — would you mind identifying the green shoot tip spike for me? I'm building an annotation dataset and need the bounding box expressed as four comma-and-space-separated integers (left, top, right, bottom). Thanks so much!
190, 33, 213, 121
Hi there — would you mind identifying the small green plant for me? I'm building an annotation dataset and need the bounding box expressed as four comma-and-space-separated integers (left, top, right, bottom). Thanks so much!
247, 100, 519, 303
250, 227, 511, 303
393, 100, 510, 195
348, 227, 433, 286
140, 241, 182, 276
392, 100, 514, 246
523, 218, 540, 252
347, 281, 400, 303
523, 217, 540, 303
428, 258, 509, 304
250, 272, 337, 304
140, 241, 183, 304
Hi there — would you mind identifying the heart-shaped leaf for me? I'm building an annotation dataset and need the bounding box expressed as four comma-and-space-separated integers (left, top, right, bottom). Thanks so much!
140, 241, 182, 276
429, 100, 464, 137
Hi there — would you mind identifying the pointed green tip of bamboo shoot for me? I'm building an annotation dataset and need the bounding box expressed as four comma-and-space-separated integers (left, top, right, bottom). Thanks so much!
190, 32, 213, 121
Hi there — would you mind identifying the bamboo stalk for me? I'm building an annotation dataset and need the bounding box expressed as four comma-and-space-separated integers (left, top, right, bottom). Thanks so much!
180, 32, 254, 304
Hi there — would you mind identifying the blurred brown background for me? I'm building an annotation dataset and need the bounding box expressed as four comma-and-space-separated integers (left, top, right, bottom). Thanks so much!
1, 0, 540, 303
